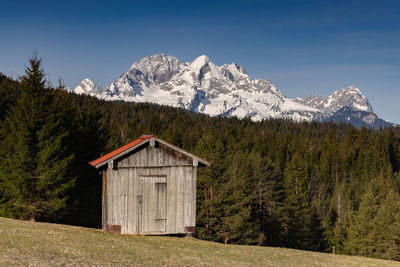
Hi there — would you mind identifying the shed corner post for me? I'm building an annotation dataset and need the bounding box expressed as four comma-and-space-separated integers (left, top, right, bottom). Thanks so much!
102, 167, 109, 230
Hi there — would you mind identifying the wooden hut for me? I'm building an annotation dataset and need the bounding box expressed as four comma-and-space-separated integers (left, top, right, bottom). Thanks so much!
89, 134, 210, 235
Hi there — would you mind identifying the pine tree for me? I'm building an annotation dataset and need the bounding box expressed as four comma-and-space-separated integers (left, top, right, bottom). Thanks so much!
345, 176, 400, 260
194, 130, 226, 241
0, 54, 75, 221
251, 154, 284, 246
281, 153, 320, 250
217, 152, 258, 244
325, 181, 350, 253
374, 186, 400, 260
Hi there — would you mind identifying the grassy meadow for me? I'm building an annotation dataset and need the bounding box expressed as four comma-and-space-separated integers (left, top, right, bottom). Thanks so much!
0, 217, 399, 266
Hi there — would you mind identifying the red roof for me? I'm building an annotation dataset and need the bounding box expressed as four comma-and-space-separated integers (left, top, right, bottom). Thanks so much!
89, 134, 155, 167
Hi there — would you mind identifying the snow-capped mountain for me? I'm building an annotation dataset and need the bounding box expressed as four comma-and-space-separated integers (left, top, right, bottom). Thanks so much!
295, 86, 373, 116
76, 54, 319, 121
62, 87, 73, 93
73, 54, 392, 128
74, 78, 101, 96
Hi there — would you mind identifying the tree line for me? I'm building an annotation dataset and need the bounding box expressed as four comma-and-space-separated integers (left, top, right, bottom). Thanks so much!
1, 56, 400, 260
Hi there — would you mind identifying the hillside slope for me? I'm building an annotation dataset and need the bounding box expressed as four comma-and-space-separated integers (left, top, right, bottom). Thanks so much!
0, 217, 398, 267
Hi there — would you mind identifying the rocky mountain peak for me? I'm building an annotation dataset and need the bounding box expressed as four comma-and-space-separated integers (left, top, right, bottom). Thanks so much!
129, 54, 183, 84
190, 55, 210, 67
298, 86, 373, 116
345, 85, 361, 93
74, 78, 101, 95
327, 86, 372, 114
185, 55, 226, 86
221, 63, 248, 81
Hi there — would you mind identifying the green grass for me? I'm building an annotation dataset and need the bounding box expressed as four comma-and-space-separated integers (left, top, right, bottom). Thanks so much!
0, 217, 399, 266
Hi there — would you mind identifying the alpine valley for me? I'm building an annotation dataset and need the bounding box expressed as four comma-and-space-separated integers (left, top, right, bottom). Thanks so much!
74, 54, 393, 128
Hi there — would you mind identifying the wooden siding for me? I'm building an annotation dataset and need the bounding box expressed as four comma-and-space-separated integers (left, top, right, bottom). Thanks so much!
101, 169, 108, 229
105, 143, 197, 235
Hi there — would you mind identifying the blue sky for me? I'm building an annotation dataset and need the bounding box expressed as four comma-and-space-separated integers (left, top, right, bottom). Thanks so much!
1, 0, 400, 123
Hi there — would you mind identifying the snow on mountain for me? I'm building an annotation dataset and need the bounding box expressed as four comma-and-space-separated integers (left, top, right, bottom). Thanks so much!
297, 86, 373, 116
62, 87, 73, 93
74, 78, 101, 96
84, 54, 319, 121
73, 54, 389, 127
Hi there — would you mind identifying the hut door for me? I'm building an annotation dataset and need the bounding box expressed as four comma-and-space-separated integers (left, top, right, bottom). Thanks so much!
139, 176, 167, 233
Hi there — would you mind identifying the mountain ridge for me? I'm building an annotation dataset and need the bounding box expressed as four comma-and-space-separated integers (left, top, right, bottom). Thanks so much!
73, 54, 394, 128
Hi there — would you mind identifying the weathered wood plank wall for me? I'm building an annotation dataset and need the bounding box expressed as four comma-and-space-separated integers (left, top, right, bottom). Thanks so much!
105, 143, 197, 234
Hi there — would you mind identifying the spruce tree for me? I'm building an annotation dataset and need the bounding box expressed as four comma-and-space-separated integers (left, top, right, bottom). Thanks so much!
326, 181, 350, 254
195, 130, 225, 241
374, 186, 400, 260
252, 154, 284, 246
345, 176, 400, 260
0, 54, 75, 221
281, 153, 317, 250
217, 152, 257, 244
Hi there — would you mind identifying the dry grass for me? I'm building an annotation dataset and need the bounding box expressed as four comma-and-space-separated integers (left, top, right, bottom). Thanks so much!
0, 217, 399, 266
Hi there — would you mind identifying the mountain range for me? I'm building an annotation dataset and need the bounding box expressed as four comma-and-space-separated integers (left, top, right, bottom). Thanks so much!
73, 54, 393, 128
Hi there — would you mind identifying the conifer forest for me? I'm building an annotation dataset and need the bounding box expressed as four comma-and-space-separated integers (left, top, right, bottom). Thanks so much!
1, 56, 400, 261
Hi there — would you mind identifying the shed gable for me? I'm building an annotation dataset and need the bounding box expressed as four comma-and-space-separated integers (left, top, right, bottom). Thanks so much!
116, 142, 193, 168
89, 135, 210, 169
